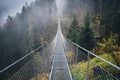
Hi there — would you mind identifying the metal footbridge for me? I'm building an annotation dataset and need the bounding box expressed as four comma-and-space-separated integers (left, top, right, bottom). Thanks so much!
49, 18, 72, 80
0, 18, 120, 80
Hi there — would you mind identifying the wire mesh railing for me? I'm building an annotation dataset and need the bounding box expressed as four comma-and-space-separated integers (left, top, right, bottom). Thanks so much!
1, 16, 120, 80
49, 17, 73, 80
0, 36, 57, 80
64, 38, 120, 80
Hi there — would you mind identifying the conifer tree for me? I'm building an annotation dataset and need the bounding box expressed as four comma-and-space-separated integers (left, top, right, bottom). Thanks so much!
67, 16, 80, 44
79, 13, 96, 50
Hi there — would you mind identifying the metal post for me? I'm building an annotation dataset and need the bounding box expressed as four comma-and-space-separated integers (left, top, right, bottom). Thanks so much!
31, 51, 37, 80
75, 47, 78, 64
86, 52, 90, 80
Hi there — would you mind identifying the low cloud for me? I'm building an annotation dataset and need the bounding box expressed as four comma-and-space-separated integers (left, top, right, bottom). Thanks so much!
0, 0, 35, 26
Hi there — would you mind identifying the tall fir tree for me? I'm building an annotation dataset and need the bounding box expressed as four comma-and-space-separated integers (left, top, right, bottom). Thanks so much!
79, 13, 96, 50
67, 16, 80, 44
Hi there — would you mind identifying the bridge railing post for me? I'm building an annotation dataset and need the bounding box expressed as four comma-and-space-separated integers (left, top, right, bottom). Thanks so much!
86, 52, 90, 80
31, 51, 37, 80
75, 46, 78, 64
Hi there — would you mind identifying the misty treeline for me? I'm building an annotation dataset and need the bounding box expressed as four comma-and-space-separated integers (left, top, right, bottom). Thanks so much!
65, 0, 120, 78
0, 0, 57, 71
66, 0, 120, 66
0, 0, 120, 79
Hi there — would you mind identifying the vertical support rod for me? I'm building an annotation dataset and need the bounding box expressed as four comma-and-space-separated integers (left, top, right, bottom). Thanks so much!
75, 46, 78, 64
31, 51, 37, 80
86, 52, 90, 80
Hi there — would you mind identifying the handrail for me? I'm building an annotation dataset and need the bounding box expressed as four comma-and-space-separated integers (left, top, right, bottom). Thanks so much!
66, 38, 120, 70
49, 18, 73, 80
49, 35, 57, 80
9, 59, 32, 80
62, 36, 73, 80
0, 43, 48, 74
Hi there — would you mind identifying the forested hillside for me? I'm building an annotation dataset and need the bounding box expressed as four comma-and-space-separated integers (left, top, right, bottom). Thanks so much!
0, 0, 57, 70
66, 0, 120, 62
0, 0, 120, 79
65, 0, 120, 79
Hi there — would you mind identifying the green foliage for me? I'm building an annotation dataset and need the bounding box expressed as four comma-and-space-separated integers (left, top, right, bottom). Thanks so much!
67, 14, 96, 51
71, 54, 119, 80
67, 16, 80, 44
93, 33, 120, 66
79, 13, 96, 50
67, 14, 96, 64
72, 61, 87, 80
93, 0, 120, 45
94, 33, 119, 54
0, 0, 56, 79
67, 0, 120, 79
101, 0, 120, 34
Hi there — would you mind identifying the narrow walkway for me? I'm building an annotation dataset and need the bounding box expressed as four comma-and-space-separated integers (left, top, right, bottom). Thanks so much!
49, 18, 72, 80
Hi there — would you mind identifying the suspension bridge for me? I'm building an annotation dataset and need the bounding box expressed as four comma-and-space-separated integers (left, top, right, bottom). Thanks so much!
0, 18, 120, 80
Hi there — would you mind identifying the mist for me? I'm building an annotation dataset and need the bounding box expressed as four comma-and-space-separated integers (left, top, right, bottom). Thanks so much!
60, 0, 95, 23
0, 0, 95, 27
0, 0, 35, 26
55, 0, 66, 16
54, 0, 95, 23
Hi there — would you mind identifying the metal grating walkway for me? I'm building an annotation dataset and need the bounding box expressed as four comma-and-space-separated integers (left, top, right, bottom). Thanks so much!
49, 18, 72, 80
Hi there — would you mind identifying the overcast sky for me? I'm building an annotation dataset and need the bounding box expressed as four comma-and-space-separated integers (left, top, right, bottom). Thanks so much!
0, 0, 35, 26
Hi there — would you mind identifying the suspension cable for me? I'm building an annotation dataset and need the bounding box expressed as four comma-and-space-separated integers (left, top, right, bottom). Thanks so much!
66, 38, 120, 70
0, 43, 49, 74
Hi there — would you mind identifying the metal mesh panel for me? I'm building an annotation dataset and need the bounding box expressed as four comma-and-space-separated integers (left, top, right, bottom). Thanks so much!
0, 36, 57, 80
49, 18, 72, 80
9, 60, 34, 80
65, 39, 120, 80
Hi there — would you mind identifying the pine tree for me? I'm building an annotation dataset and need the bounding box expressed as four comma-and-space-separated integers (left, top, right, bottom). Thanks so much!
79, 13, 96, 50
67, 16, 80, 44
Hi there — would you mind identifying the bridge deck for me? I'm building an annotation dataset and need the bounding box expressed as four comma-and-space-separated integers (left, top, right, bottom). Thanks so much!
49, 19, 72, 80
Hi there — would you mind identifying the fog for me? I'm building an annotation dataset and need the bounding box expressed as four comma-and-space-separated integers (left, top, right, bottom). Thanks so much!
55, 0, 95, 22
55, 0, 66, 16
0, 0, 95, 27
0, 0, 35, 26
